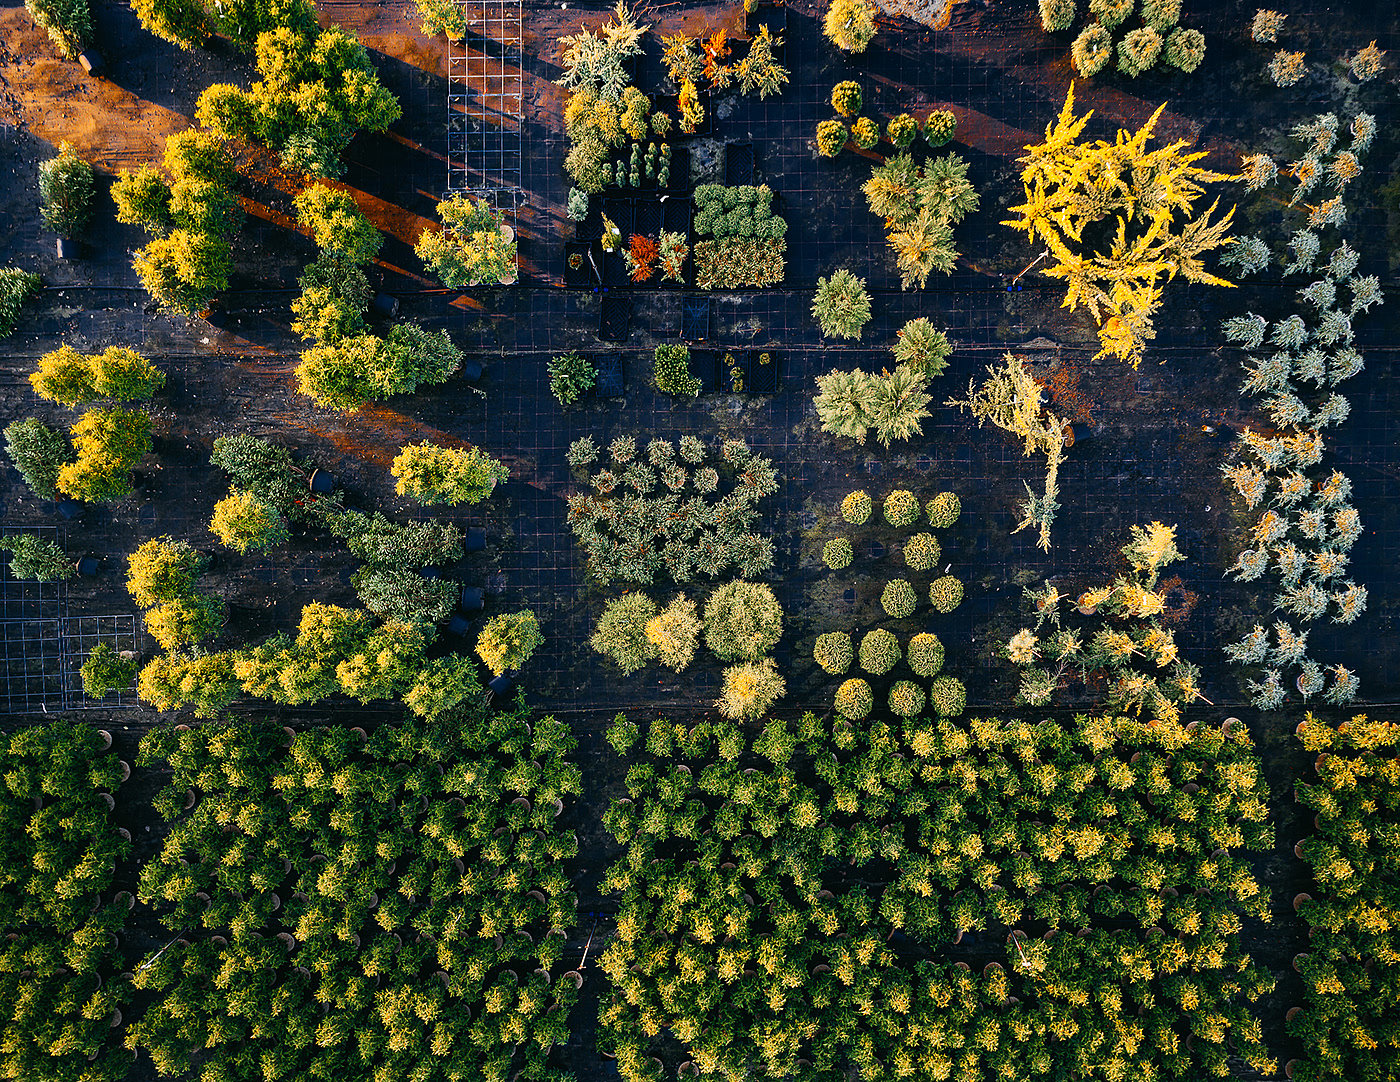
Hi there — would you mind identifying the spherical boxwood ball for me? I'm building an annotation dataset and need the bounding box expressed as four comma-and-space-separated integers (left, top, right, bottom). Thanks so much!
903, 533, 941, 572
924, 109, 957, 147
814, 631, 854, 675
858, 628, 901, 675
881, 578, 918, 619
926, 491, 961, 528
884, 489, 919, 527
929, 575, 964, 613
835, 677, 874, 720
823, 537, 854, 570
930, 675, 966, 717
889, 680, 925, 718
851, 117, 880, 150
907, 632, 945, 678
842, 490, 873, 525
704, 580, 784, 661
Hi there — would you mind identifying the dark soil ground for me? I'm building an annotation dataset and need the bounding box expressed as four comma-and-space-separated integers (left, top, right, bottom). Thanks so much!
1, 0, 1399, 1077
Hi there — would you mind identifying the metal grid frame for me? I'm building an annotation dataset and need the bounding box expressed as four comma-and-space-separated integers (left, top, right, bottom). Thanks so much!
0, 525, 65, 621
446, 0, 524, 195
0, 615, 67, 714
61, 614, 142, 709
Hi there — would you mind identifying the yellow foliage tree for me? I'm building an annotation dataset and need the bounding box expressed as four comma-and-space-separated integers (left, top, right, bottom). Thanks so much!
1004, 83, 1237, 366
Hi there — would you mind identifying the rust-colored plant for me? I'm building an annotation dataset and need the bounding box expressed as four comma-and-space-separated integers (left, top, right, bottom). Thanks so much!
625, 234, 658, 282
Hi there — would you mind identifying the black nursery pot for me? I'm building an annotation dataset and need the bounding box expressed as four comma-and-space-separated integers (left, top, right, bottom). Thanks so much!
75, 555, 100, 576
372, 292, 400, 318
308, 469, 335, 494
78, 48, 104, 76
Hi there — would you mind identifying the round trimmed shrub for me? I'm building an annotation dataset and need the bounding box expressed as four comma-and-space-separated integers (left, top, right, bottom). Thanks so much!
929, 575, 964, 613
929, 675, 966, 716
923, 110, 956, 147
717, 658, 785, 720
851, 117, 880, 150
858, 628, 900, 675
903, 533, 940, 572
907, 632, 944, 678
835, 677, 873, 720
1072, 23, 1113, 76
823, 538, 854, 570
842, 490, 873, 525
883, 489, 919, 527
831, 81, 863, 117
881, 578, 918, 619
926, 490, 961, 528
816, 120, 848, 158
591, 593, 658, 674
889, 680, 925, 718
1038, 0, 1075, 31
704, 580, 784, 661
1117, 26, 1164, 76
814, 631, 854, 675
887, 113, 918, 149
1164, 26, 1206, 72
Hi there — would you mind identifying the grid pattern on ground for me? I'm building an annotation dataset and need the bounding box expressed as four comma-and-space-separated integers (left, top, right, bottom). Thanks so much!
447, 0, 525, 194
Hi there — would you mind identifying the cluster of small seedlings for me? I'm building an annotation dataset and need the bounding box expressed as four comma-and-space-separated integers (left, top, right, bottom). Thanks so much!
818, 488, 966, 719
1038, 0, 1206, 78
1252, 10, 1386, 87
1219, 112, 1378, 709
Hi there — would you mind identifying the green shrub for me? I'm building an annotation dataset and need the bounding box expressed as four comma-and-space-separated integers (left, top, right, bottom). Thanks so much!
841, 490, 873, 525
38, 142, 94, 236
881, 578, 918, 618
858, 628, 900, 675
549, 350, 596, 406
592, 593, 659, 674
403, 655, 481, 719
129, 0, 208, 47
132, 228, 233, 316
926, 491, 961, 528
929, 575, 964, 613
476, 610, 543, 675
831, 81, 863, 117
851, 117, 880, 150
1037, 0, 1075, 31
1089, 0, 1132, 28
26, 0, 92, 57
903, 533, 941, 572
80, 642, 137, 698
1140, 0, 1181, 32
351, 566, 457, 624
1164, 26, 1206, 72
57, 406, 151, 503
653, 345, 700, 397
111, 165, 172, 235
297, 323, 463, 410
209, 488, 288, 555
0, 268, 41, 338
814, 631, 853, 675
892, 318, 952, 377
812, 269, 872, 340
816, 119, 848, 158
645, 595, 701, 672
391, 441, 508, 506
834, 677, 873, 719
414, 0, 466, 38
4, 533, 73, 581
823, 0, 874, 52
196, 25, 401, 178
209, 435, 301, 516
4, 418, 73, 499
30, 344, 165, 407
716, 658, 785, 720
883, 490, 919, 527
126, 537, 204, 608
293, 184, 382, 266
1117, 26, 1164, 76
291, 253, 370, 343
144, 594, 226, 651
1071, 23, 1113, 76
414, 195, 515, 286
704, 580, 783, 661
929, 674, 966, 716
907, 632, 944, 677
923, 110, 957, 147
889, 680, 925, 717
823, 537, 853, 570
887, 113, 918, 149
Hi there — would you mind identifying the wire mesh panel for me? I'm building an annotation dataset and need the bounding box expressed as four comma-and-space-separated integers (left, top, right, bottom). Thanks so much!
0, 525, 65, 622
62, 614, 142, 709
0, 617, 66, 713
446, 0, 524, 194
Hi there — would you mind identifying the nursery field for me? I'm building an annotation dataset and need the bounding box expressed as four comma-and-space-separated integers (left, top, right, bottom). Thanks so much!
0, 0, 1397, 1079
